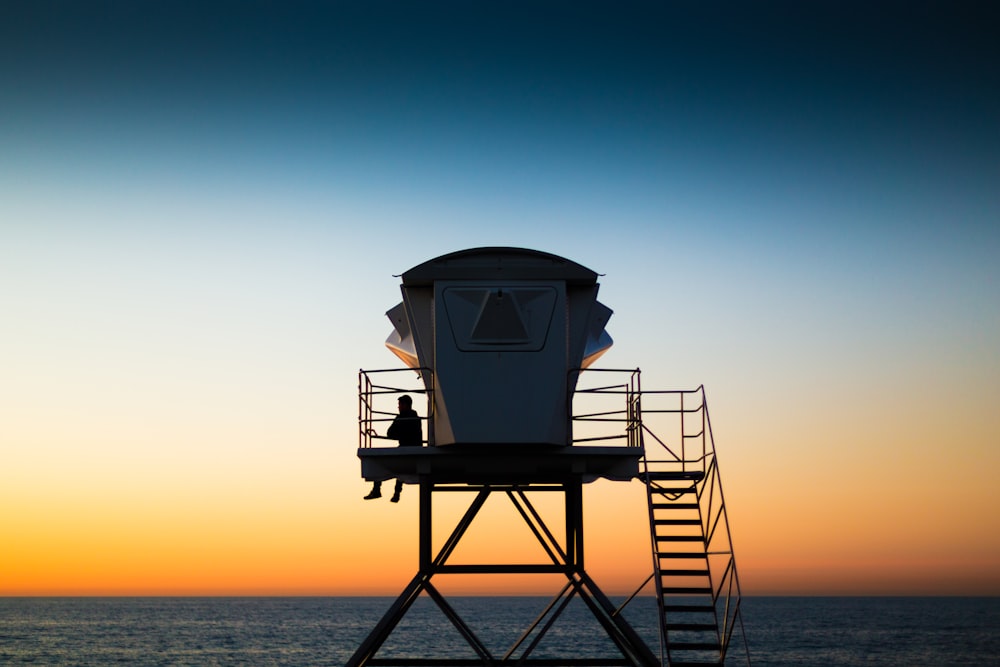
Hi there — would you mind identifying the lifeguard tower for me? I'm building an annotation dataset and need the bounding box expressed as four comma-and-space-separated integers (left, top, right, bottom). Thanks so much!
350, 248, 750, 666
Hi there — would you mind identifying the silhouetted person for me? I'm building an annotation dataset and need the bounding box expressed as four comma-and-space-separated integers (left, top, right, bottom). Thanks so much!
365, 394, 422, 503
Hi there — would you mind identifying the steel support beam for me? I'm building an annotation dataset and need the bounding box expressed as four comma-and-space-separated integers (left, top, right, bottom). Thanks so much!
346, 481, 660, 667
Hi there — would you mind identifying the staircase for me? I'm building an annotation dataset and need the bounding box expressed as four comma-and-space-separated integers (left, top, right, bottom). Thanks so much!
571, 373, 750, 666
638, 388, 750, 667
643, 467, 721, 665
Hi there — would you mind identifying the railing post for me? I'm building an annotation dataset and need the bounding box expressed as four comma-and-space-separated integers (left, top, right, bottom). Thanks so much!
703, 387, 708, 466
680, 390, 686, 472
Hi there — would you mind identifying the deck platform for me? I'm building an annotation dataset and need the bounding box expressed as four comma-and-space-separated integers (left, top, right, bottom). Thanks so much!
358, 445, 642, 484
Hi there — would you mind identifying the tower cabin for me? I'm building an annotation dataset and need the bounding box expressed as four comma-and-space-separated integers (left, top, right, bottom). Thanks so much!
359, 246, 641, 484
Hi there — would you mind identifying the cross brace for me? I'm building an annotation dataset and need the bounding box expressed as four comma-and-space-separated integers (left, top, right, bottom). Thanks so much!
347, 481, 660, 667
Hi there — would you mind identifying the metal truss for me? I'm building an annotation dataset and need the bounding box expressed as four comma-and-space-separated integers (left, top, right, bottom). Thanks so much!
346, 481, 660, 667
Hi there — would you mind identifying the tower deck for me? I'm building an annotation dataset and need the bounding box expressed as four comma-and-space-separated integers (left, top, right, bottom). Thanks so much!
358, 444, 641, 485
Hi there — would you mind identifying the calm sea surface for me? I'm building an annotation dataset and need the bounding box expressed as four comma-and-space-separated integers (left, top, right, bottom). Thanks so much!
1, 596, 997, 666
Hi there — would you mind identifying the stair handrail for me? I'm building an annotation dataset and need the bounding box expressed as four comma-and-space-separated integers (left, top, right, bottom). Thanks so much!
701, 397, 750, 664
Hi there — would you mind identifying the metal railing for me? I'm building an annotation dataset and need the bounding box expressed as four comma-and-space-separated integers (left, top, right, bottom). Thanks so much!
569, 367, 643, 447
638, 386, 712, 476
571, 368, 716, 475
358, 368, 433, 448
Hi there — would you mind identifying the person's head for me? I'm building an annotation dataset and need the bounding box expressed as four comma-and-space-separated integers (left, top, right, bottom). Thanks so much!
397, 395, 413, 412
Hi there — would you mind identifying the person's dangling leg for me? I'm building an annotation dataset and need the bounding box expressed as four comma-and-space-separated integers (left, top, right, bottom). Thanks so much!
364, 480, 382, 500
390, 479, 403, 503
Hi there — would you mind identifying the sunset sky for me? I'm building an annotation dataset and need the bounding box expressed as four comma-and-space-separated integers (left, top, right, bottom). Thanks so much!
2, 2, 998, 597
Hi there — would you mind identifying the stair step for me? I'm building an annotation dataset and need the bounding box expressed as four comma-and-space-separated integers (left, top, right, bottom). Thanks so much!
656, 535, 705, 542
651, 502, 700, 510
659, 569, 710, 576
665, 622, 719, 631
657, 552, 708, 559
650, 487, 696, 494
643, 471, 705, 481
654, 518, 702, 525
663, 604, 716, 613
662, 587, 713, 595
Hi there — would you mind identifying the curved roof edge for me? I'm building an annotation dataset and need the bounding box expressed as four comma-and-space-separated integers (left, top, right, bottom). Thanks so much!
401, 247, 599, 285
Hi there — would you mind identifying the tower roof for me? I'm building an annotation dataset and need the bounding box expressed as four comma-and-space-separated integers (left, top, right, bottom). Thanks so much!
401, 247, 599, 286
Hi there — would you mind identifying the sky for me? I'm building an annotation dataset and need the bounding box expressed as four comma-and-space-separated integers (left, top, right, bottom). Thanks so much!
1, 1, 998, 597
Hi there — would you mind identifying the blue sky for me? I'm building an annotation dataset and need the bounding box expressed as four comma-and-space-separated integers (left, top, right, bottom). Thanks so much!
2, 1, 998, 594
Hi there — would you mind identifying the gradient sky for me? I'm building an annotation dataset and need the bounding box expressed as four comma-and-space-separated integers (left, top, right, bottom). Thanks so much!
2, 2, 998, 596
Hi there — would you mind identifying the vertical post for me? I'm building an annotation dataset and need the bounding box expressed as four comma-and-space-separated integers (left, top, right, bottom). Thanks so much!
701, 386, 708, 467
358, 371, 364, 449
566, 480, 584, 569
420, 480, 432, 572
420, 372, 433, 447
680, 390, 686, 470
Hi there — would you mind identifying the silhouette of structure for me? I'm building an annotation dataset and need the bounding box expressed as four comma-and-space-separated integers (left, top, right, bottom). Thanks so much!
351, 248, 750, 666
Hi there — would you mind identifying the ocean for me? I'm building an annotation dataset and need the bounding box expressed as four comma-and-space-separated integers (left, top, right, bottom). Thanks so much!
1, 596, 998, 666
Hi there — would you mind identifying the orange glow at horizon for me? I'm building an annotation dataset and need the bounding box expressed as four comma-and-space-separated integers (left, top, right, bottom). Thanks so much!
6, 466, 999, 597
